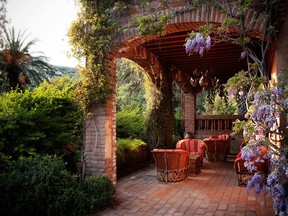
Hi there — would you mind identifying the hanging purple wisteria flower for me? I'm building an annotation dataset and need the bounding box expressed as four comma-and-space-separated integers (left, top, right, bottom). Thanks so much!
240, 51, 247, 59
185, 33, 211, 57
241, 73, 288, 215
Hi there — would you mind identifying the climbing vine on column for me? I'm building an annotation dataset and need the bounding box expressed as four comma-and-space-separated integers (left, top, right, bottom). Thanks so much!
143, 65, 175, 150
68, 0, 123, 110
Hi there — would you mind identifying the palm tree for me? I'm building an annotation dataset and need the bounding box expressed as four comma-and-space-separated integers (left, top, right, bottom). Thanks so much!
0, 27, 52, 92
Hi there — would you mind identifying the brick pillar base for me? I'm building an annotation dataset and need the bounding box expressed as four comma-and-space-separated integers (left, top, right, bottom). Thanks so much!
84, 97, 116, 184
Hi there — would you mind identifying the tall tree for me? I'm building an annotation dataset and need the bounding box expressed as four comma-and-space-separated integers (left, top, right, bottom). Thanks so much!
0, 27, 52, 92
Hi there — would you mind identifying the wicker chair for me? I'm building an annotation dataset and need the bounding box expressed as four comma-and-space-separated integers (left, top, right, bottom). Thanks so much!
176, 139, 206, 166
234, 145, 269, 185
203, 134, 231, 162
152, 149, 189, 183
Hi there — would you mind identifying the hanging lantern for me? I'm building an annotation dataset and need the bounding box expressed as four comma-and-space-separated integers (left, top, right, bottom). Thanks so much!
190, 68, 218, 90
199, 76, 209, 89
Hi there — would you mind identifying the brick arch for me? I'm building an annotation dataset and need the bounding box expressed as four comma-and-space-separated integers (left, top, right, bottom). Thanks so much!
117, 3, 264, 48
84, 2, 267, 183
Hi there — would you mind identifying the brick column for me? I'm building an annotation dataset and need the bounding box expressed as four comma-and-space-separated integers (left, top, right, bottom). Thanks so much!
84, 56, 117, 184
84, 97, 116, 183
182, 92, 196, 136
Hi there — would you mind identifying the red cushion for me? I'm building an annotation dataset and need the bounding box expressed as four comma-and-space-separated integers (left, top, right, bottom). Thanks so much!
237, 152, 242, 159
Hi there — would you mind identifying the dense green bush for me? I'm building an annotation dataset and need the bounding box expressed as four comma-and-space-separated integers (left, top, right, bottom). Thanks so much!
0, 77, 83, 170
0, 155, 84, 216
0, 155, 115, 216
81, 175, 116, 213
116, 138, 148, 177
116, 106, 144, 138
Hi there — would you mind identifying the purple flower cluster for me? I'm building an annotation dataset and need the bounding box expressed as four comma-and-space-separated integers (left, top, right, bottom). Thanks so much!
241, 144, 265, 171
238, 71, 288, 214
240, 51, 247, 59
272, 87, 283, 98
250, 88, 281, 129
247, 173, 268, 195
185, 33, 211, 57
267, 171, 288, 213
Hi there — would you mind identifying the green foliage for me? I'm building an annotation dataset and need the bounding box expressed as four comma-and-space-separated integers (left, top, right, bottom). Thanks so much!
199, 87, 238, 115
143, 73, 175, 149
0, 77, 83, 171
116, 58, 146, 111
0, 155, 84, 216
80, 175, 116, 213
174, 109, 183, 141
117, 137, 146, 151
224, 70, 265, 93
173, 83, 183, 139
189, 23, 215, 38
205, 94, 238, 115
196, 90, 208, 115
224, 70, 266, 114
68, 1, 119, 109
217, 18, 238, 33
116, 105, 144, 138
233, 37, 251, 45
224, 70, 249, 91
116, 138, 147, 177
72, 64, 112, 110
136, 14, 170, 36
0, 155, 115, 216
231, 119, 246, 136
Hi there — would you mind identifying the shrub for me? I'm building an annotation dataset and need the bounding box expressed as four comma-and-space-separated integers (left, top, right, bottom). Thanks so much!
116, 106, 144, 138
0, 155, 85, 216
81, 175, 116, 213
0, 77, 83, 171
0, 155, 115, 216
116, 138, 147, 177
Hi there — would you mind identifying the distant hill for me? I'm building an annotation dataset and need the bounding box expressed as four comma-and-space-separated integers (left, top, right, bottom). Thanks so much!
48, 65, 79, 78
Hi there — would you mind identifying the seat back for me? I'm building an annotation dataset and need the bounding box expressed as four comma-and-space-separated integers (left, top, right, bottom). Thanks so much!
151, 149, 189, 182
151, 149, 167, 170
176, 139, 206, 165
166, 150, 188, 170
203, 138, 228, 162
176, 139, 205, 154
210, 134, 230, 141
152, 149, 188, 170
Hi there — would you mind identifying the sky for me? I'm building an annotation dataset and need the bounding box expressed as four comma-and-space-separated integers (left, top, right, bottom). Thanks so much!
6, 0, 79, 67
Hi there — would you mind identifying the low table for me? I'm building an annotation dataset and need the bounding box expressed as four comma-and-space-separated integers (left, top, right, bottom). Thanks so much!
188, 154, 201, 176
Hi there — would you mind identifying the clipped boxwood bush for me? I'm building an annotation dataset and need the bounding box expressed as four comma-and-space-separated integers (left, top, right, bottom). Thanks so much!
0, 155, 115, 216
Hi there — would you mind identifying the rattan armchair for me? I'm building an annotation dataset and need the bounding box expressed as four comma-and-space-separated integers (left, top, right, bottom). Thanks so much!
152, 149, 189, 183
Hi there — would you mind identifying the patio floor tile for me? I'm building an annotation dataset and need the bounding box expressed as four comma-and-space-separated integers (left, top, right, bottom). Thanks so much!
93, 160, 274, 216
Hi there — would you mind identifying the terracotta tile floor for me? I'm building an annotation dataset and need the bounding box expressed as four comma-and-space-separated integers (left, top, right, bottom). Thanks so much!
95, 160, 274, 216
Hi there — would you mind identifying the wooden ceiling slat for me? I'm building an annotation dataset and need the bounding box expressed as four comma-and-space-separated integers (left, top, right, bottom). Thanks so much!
138, 30, 259, 81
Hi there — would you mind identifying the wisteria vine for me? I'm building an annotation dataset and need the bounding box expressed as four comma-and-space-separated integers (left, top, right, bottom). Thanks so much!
185, 32, 211, 57
240, 74, 288, 215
